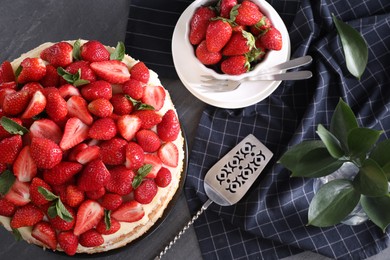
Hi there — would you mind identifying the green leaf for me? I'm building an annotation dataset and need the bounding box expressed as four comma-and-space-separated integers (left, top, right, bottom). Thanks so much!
125, 95, 154, 110
56, 199, 74, 222
353, 159, 388, 197
38, 186, 58, 201
382, 162, 390, 181
332, 14, 368, 79
57, 67, 89, 87
132, 164, 152, 189
347, 128, 383, 160
308, 179, 360, 227
0, 116, 29, 135
47, 203, 57, 219
316, 124, 344, 158
110, 41, 125, 61
12, 228, 23, 241
330, 99, 358, 152
0, 170, 16, 196
72, 39, 82, 60
104, 210, 111, 230
361, 194, 390, 232
15, 65, 22, 78
369, 139, 390, 167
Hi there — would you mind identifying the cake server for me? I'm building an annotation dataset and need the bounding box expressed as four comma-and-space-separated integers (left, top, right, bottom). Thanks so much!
156, 134, 273, 259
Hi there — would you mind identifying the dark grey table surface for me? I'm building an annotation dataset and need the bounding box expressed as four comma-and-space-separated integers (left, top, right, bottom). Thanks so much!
0, 1, 388, 259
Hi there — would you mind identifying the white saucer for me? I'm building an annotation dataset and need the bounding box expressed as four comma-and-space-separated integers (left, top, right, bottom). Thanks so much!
172, 0, 291, 109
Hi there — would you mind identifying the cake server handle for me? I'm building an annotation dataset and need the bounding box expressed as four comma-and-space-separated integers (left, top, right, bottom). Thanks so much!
155, 199, 213, 260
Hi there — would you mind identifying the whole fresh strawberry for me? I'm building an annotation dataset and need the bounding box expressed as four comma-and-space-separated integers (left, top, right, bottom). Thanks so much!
40, 42, 73, 68
133, 110, 162, 129
189, 6, 216, 45
222, 30, 255, 56
81, 80, 112, 101
65, 185, 85, 207
221, 55, 250, 75
30, 137, 63, 169
29, 177, 52, 206
2, 90, 30, 115
122, 79, 144, 100
65, 60, 97, 83
157, 109, 180, 142
88, 117, 117, 140
105, 165, 135, 195
79, 229, 104, 247
231, 0, 262, 26
136, 129, 161, 153
0, 135, 23, 164
0, 198, 16, 217
88, 98, 113, 117
43, 161, 83, 186
100, 193, 123, 211
96, 217, 121, 235
17, 57, 46, 84
77, 159, 110, 192
44, 88, 68, 121
155, 167, 172, 188
100, 137, 127, 165
195, 40, 222, 65
10, 203, 44, 228
206, 19, 233, 52
130, 61, 150, 83
110, 93, 133, 115
80, 40, 110, 62
258, 27, 283, 50
125, 141, 145, 170
250, 16, 272, 36
40, 64, 60, 87
219, 0, 237, 18
134, 179, 158, 204
57, 231, 78, 256
31, 221, 57, 250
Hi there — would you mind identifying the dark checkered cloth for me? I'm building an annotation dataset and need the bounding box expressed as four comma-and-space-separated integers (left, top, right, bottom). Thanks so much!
126, 0, 390, 259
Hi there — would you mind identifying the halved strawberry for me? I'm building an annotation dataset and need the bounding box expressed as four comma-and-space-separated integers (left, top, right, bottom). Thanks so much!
158, 142, 179, 167
87, 98, 113, 117
88, 117, 117, 140
0, 61, 15, 83
130, 61, 150, 83
43, 161, 83, 186
17, 57, 46, 84
90, 60, 130, 84
73, 200, 104, 236
125, 141, 145, 170
0, 135, 23, 164
80, 80, 112, 101
29, 177, 52, 206
77, 159, 110, 192
40, 41, 73, 68
105, 165, 135, 195
143, 154, 162, 178
117, 114, 141, 141
80, 40, 110, 62
58, 84, 81, 100
75, 145, 100, 164
111, 200, 144, 223
157, 109, 181, 142
21, 90, 47, 119
0, 81, 17, 90
0, 88, 16, 107
29, 119, 63, 144
31, 221, 57, 250
57, 231, 78, 256
133, 110, 162, 129
100, 137, 127, 165
13, 146, 37, 182
20, 82, 44, 97
10, 203, 44, 228
2, 90, 30, 116
136, 129, 161, 153
4, 180, 31, 206
79, 229, 104, 247
30, 137, 63, 169
66, 95, 93, 125
60, 117, 89, 150
141, 85, 165, 111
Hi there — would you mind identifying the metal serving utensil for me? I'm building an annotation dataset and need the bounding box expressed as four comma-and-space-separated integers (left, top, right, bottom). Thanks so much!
156, 134, 273, 259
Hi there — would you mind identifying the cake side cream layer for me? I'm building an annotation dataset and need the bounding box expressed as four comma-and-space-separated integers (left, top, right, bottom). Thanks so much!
0, 40, 185, 254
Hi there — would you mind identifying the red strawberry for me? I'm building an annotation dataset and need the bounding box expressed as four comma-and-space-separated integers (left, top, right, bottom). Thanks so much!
0, 198, 16, 217
66, 95, 93, 125
106, 165, 135, 195
88, 117, 117, 140
79, 229, 104, 247
0, 117, 22, 139
0, 162, 6, 173
80, 40, 110, 62
67, 143, 88, 161
0, 135, 23, 164
10, 203, 44, 228
49, 205, 76, 231
155, 167, 172, 188
29, 177, 52, 206
43, 161, 82, 186
134, 179, 158, 204
250, 16, 272, 36
21, 90, 47, 119
90, 60, 130, 84
133, 110, 162, 129
65, 185, 85, 207
60, 117, 89, 150
13, 146, 37, 182
96, 218, 121, 235
189, 6, 216, 45
110, 93, 133, 115
157, 109, 181, 142
100, 193, 123, 211
130, 61, 150, 83
254, 39, 267, 60
122, 79, 144, 100
31, 221, 57, 250
220, 0, 237, 18
75, 145, 100, 164
136, 129, 161, 153
73, 200, 104, 236
4, 180, 30, 206
85, 187, 106, 200
111, 200, 144, 223
195, 40, 222, 65
117, 114, 141, 141
45, 88, 68, 121
231, 0, 262, 26
30, 137, 63, 169
20, 82, 44, 97
0, 89, 15, 107
125, 141, 145, 170
65, 60, 97, 83
40, 64, 60, 87
143, 154, 162, 178
221, 55, 250, 75
80, 80, 112, 101
88, 98, 113, 117
40, 42, 73, 68
158, 142, 179, 167
2, 90, 30, 115
0, 61, 15, 83
100, 137, 127, 165
222, 30, 255, 56
57, 231, 78, 256
17, 57, 46, 84
0, 81, 17, 90
258, 27, 283, 50
141, 85, 165, 111
51, 184, 68, 204
58, 84, 81, 100
29, 119, 63, 144
206, 19, 233, 52
77, 159, 110, 192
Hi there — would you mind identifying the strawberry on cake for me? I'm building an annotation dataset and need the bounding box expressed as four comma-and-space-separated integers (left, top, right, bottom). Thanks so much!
0, 39, 185, 255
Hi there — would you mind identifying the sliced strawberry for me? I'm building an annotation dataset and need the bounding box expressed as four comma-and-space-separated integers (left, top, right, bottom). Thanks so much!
65, 185, 85, 207
100, 137, 127, 165
122, 78, 144, 100
0, 88, 16, 107
79, 229, 104, 247
40, 41, 73, 68
0, 198, 16, 217
66, 95, 93, 125
67, 143, 88, 161
96, 217, 121, 235
111, 200, 144, 223
30, 137, 63, 169
0, 135, 23, 164
158, 142, 179, 167
60, 117, 89, 150
0, 61, 15, 83
80, 40, 110, 62
29, 177, 52, 206
117, 114, 141, 141
4, 180, 31, 206
29, 119, 63, 144
143, 154, 162, 178
130, 61, 150, 83
20, 82, 44, 97
44, 88, 68, 121
40, 64, 60, 87
133, 110, 162, 129
155, 167, 172, 188
88, 117, 117, 140
75, 145, 100, 164
65, 60, 96, 83
17, 57, 46, 84
43, 161, 83, 186
13, 146, 37, 182
136, 129, 161, 153
57, 231, 78, 256
73, 200, 104, 236
80, 80, 112, 101
125, 141, 145, 170
77, 159, 110, 192
10, 203, 44, 228
141, 85, 165, 111
2, 90, 30, 116
105, 165, 135, 195
21, 90, 47, 119
87, 98, 113, 117
90, 60, 130, 84
110, 93, 133, 115
31, 221, 57, 250
134, 179, 158, 204
58, 84, 81, 100
157, 109, 181, 142
0, 81, 17, 90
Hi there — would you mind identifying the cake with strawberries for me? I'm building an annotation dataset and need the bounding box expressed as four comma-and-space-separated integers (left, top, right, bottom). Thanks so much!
0, 39, 185, 255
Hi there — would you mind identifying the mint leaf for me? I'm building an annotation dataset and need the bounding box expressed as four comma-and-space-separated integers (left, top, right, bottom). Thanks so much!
38, 186, 58, 201
110, 41, 125, 61
57, 67, 89, 87
15, 66, 22, 79
104, 210, 111, 230
12, 228, 22, 241
132, 164, 152, 189
56, 199, 74, 222
73, 39, 82, 60
0, 116, 29, 135
47, 203, 58, 219
0, 170, 16, 196
125, 95, 154, 110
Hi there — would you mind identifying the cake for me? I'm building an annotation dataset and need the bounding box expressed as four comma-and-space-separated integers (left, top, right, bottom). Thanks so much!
0, 40, 185, 255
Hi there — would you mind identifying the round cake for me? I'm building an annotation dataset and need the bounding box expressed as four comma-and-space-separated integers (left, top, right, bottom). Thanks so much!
0, 40, 184, 255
